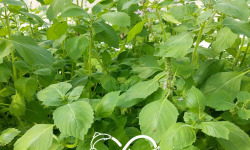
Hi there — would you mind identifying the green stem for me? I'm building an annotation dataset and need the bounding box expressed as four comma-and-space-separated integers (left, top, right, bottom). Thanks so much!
155, 8, 167, 41
116, 38, 127, 56
5, 4, 17, 81
81, 0, 84, 7
92, 51, 108, 74
192, 23, 204, 65
0, 103, 10, 106
233, 35, 245, 68
240, 42, 249, 67
88, 23, 93, 79
64, 138, 79, 149
71, 63, 74, 78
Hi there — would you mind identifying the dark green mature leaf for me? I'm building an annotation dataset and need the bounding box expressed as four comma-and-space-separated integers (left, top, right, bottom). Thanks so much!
185, 86, 205, 114
101, 12, 131, 27
125, 79, 159, 100
61, 3, 88, 17
65, 35, 90, 60
160, 123, 196, 150
9, 93, 26, 117
0, 63, 11, 82
53, 101, 94, 140
14, 77, 37, 101
139, 100, 178, 143
157, 32, 193, 58
94, 21, 119, 48
201, 121, 229, 139
0, 128, 20, 146
1, 0, 25, 6
100, 75, 120, 92
95, 91, 120, 118
46, 0, 69, 21
212, 27, 237, 54
14, 124, 54, 150
214, 0, 249, 21
217, 122, 250, 150
127, 20, 146, 42
223, 18, 250, 38
7, 36, 55, 66
117, 93, 144, 108
37, 82, 72, 106
46, 22, 68, 40
0, 40, 14, 63
122, 0, 140, 10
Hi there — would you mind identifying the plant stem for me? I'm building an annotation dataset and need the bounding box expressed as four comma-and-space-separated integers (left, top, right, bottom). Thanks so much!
240, 42, 249, 67
64, 138, 79, 148
192, 23, 204, 65
155, 8, 167, 41
5, 4, 17, 81
88, 22, 93, 79
92, 51, 108, 74
233, 35, 245, 68
0, 103, 10, 106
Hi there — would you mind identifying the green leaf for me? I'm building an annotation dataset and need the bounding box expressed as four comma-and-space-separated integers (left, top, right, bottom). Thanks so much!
117, 93, 144, 108
185, 86, 205, 114
214, 0, 249, 21
139, 100, 178, 143
197, 9, 213, 25
46, 0, 69, 21
223, 18, 250, 38
95, 91, 120, 118
238, 109, 250, 120
94, 20, 119, 48
14, 124, 54, 150
60, 3, 88, 17
0, 128, 20, 146
34, 68, 52, 76
101, 12, 131, 27
160, 123, 196, 150
37, 82, 71, 106
9, 93, 26, 117
162, 12, 180, 24
53, 101, 94, 140
237, 91, 250, 103
46, 22, 68, 40
157, 32, 193, 58
122, 0, 140, 10
212, 27, 237, 54
7, 36, 55, 66
20, 11, 44, 25
100, 75, 120, 92
67, 86, 84, 102
1, 0, 25, 6
65, 35, 90, 60
217, 122, 250, 150
0, 40, 14, 63
0, 63, 11, 82
201, 121, 229, 139
127, 20, 146, 42
14, 77, 38, 101
125, 79, 159, 100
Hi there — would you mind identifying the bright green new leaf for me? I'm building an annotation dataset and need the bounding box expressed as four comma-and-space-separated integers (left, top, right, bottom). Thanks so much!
14, 77, 38, 101
217, 122, 250, 150
61, 3, 88, 17
46, 0, 69, 21
9, 93, 26, 117
139, 100, 178, 143
162, 12, 180, 24
0, 128, 20, 146
212, 27, 237, 54
37, 82, 72, 106
65, 35, 90, 60
0, 63, 11, 82
125, 79, 159, 100
157, 32, 193, 58
67, 86, 84, 102
122, 0, 140, 10
14, 124, 54, 150
201, 121, 229, 139
238, 109, 250, 120
1, 0, 25, 6
53, 101, 94, 140
160, 123, 196, 150
214, 0, 249, 21
101, 12, 131, 27
46, 22, 68, 40
223, 18, 250, 38
127, 20, 146, 42
0, 40, 14, 63
185, 86, 205, 114
95, 91, 120, 118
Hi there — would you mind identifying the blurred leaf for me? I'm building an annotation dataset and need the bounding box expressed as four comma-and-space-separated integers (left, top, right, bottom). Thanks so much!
0, 128, 20, 146
127, 20, 146, 42
9, 93, 26, 117
46, 22, 68, 40
101, 12, 131, 27
15, 77, 38, 101
223, 18, 250, 38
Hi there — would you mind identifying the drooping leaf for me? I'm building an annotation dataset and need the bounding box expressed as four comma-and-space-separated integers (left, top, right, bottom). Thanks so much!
214, 0, 249, 21
14, 77, 37, 101
201, 121, 229, 140
46, 0, 69, 21
46, 22, 68, 40
9, 93, 26, 117
65, 35, 90, 60
14, 124, 54, 150
139, 100, 178, 143
160, 123, 196, 150
53, 101, 94, 140
223, 18, 250, 38
95, 91, 120, 118
125, 79, 159, 100
127, 20, 146, 42
212, 27, 237, 54
157, 32, 193, 58
0, 128, 20, 146
185, 86, 205, 114
60, 3, 88, 17
37, 82, 72, 106
101, 12, 131, 27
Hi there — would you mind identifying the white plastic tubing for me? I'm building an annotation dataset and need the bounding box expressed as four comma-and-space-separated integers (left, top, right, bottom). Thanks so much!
90, 132, 160, 150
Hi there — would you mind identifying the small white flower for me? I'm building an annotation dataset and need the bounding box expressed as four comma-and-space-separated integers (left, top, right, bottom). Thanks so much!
134, 9, 143, 17
177, 97, 183, 101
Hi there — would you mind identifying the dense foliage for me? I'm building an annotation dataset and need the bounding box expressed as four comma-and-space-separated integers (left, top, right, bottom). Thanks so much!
0, 0, 250, 149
